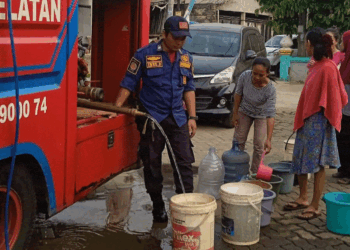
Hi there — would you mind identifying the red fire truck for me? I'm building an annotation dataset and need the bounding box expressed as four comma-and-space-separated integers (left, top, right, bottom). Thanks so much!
0, 0, 150, 249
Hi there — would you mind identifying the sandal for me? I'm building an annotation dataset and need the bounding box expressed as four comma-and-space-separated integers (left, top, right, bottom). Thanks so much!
283, 201, 309, 211
297, 209, 321, 220
332, 172, 348, 178
337, 178, 350, 184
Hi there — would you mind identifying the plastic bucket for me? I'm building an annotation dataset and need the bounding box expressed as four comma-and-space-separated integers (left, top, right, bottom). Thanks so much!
261, 189, 276, 227
323, 192, 350, 235
220, 183, 264, 246
250, 174, 283, 203
268, 162, 295, 194
240, 180, 272, 190
106, 172, 135, 224
256, 164, 273, 181
170, 193, 217, 249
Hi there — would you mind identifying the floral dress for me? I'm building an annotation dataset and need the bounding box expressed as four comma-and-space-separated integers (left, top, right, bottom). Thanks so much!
291, 111, 340, 174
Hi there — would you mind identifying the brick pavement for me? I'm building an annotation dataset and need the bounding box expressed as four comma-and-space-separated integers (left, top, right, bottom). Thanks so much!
160, 81, 350, 249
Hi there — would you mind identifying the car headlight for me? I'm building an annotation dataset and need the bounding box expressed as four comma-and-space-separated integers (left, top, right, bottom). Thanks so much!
273, 51, 280, 56
268, 51, 274, 56
210, 66, 235, 85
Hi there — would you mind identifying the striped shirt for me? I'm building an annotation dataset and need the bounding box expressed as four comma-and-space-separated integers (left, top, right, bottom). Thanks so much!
235, 70, 276, 118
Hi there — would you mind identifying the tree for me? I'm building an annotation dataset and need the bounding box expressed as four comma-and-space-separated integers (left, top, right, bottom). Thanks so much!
256, 0, 350, 56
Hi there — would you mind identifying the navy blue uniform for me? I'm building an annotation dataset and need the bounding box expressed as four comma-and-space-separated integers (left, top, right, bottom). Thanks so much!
120, 40, 195, 194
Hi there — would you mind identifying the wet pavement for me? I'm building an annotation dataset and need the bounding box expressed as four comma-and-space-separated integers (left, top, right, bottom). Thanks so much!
28, 82, 350, 249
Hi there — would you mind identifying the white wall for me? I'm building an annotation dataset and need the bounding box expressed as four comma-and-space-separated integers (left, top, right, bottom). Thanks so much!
219, 0, 270, 15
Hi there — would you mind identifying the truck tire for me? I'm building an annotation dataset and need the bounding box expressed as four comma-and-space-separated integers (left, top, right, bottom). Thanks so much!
0, 163, 37, 250
223, 111, 234, 128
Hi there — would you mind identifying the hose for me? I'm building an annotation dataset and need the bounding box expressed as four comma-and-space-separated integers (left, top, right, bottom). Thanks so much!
5, 0, 20, 248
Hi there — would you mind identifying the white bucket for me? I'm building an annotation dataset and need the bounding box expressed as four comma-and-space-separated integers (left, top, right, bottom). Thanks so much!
220, 183, 264, 246
170, 193, 217, 250
106, 172, 135, 224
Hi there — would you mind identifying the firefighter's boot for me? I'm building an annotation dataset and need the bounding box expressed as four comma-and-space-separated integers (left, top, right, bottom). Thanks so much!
149, 193, 168, 223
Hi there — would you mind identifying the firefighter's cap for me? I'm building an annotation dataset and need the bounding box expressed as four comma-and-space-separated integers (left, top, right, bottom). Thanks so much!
164, 16, 192, 38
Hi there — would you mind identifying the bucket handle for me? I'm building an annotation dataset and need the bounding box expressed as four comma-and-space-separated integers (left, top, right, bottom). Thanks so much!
261, 205, 274, 214
248, 198, 263, 216
172, 211, 211, 236
285, 132, 295, 151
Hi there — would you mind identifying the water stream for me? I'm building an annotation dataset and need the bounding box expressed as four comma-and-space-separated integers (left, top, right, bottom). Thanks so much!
145, 114, 186, 194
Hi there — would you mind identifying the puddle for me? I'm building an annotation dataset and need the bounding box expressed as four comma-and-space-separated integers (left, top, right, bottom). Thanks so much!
28, 167, 229, 250
28, 168, 175, 250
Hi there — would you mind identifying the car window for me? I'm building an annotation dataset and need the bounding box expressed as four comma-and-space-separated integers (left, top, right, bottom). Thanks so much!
249, 34, 260, 53
265, 36, 284, 48
183, 30, 241, 57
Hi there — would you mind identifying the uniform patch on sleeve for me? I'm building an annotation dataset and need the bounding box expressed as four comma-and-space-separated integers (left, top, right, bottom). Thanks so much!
146, 55, 163, 68
180, 54, 191, 69
180, 61, 191, 69
183, 76, 187, 85
127, 57, 141, 75
181, 54, 189, 63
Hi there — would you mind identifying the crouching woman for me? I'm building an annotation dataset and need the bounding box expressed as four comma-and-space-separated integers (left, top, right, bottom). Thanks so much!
231, 57, 277, 173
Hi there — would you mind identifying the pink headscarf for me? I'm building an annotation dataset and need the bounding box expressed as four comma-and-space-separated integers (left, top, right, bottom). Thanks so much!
340, 31, 350, 84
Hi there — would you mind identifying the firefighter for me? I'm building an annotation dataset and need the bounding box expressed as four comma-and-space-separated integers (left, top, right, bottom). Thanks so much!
115, 16, 197, 223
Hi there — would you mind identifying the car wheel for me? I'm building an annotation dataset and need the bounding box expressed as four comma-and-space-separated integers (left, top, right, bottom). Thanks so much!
0, 163, 37, 250
275, 63, 281, 78
223, 112, 234, 128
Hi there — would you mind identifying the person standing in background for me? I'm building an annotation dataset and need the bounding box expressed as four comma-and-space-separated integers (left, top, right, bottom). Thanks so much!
334, 31, 350, 183
326, 26, 345, 68
283, 28, 347, 220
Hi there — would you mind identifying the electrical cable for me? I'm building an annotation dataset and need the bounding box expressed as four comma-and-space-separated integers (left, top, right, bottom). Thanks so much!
5, 0, 20, 249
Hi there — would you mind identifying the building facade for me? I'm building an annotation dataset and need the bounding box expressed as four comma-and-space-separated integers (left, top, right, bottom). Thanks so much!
150, 0, 273, 41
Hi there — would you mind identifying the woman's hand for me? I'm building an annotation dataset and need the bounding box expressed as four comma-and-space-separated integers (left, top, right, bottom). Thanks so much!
231, 112, 239, 128
264, 139, 272, 154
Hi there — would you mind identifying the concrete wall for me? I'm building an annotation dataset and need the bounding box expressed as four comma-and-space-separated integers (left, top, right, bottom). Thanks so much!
219, 0, 268, 15
78, 0, 92, 37
189, 4, 219, 23
289, 62, 308, 82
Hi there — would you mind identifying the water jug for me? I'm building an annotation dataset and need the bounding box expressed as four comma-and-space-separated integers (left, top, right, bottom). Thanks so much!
222, 140, 250, 183
198, 147, 225, 199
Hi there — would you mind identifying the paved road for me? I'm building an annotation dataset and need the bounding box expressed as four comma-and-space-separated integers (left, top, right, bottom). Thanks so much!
29, 81, 350, 249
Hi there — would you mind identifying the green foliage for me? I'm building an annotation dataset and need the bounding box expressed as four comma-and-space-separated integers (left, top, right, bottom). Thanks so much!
256, 0, 350, 35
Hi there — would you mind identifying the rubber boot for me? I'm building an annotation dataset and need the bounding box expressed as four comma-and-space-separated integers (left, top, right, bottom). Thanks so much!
149, 193, 168, 223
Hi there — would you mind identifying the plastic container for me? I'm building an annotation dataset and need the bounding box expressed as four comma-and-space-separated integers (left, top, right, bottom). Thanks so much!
323, 192, 350, 235
268, 162, 295, 194
220, 183, 264, 246
106, 172, 135, 224
222, 140, 250, 183
250, 174, 283, 203
256, 152, 273, 181
240, 180, 272, 190
198, 147, 225, 199
170, 193, 217, 249
261, 189, 276, 227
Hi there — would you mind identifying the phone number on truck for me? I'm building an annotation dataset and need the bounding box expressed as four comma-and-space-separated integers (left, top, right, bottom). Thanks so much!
0, 97, 47, 124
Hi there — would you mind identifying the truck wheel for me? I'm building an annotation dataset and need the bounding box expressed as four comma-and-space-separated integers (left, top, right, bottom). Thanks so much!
0, 163, 37, 250
223, 112, 234, 128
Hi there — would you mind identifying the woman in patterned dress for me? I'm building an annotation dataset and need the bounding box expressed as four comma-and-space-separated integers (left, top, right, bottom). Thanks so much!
283, 27, 348, 220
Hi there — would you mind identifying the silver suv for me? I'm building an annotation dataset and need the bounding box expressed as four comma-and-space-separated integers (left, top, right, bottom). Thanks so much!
266, 35, 298, 77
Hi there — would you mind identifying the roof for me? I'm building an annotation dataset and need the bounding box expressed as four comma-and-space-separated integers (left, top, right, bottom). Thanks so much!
189, 23, 246, 33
